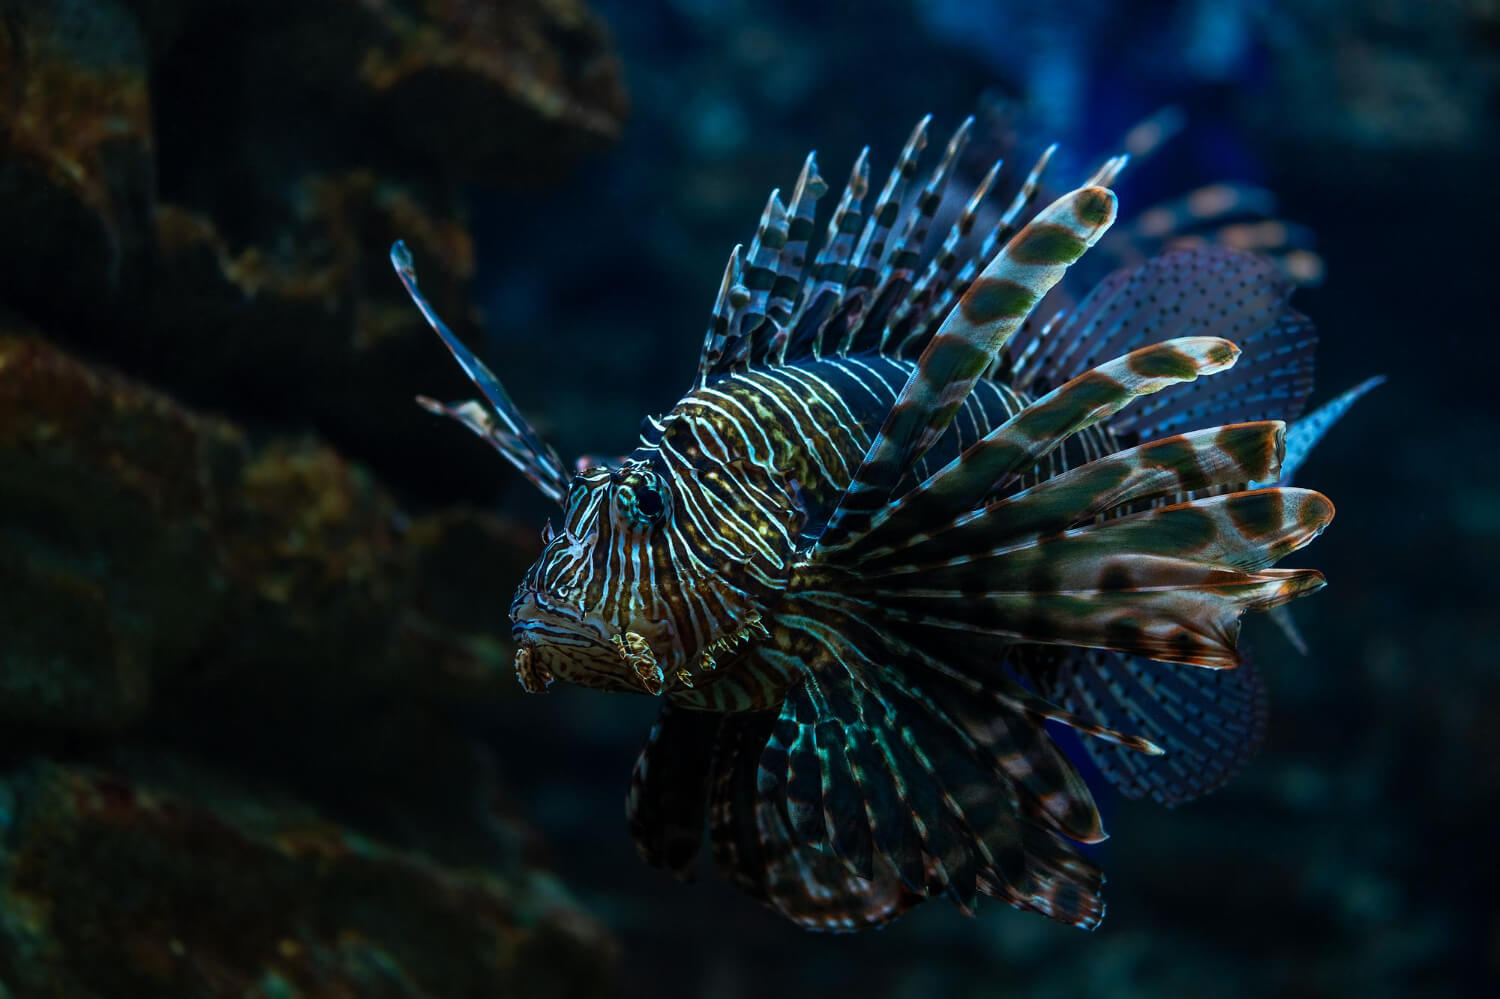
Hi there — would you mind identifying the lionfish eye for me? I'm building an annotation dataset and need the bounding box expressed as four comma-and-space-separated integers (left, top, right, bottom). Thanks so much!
615, 469, 668, 528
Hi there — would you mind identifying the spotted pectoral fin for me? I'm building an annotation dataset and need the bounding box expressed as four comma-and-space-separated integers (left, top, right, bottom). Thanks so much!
840, 486, 1333, 669
626, 702, 723, 880
1006, 247, 1318, 437
1024, 646, 1269, 806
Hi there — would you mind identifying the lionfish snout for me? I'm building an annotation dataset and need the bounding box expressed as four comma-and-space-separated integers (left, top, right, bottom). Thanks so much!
509, 582, 661, 696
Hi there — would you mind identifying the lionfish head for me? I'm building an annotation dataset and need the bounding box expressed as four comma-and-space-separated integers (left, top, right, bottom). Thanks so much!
508, 458, 680, 696
512, 411, 804, 693
390, 244, 794, 697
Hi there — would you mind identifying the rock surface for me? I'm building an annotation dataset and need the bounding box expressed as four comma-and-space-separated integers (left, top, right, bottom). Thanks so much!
0, 0, 627, 503
0, 760, 615, 998
0, 332, 539, 730
0, 0, 623, 991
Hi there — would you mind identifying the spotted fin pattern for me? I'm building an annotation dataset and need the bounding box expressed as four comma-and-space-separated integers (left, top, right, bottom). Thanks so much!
1008, 247, 1318, 439
829, 336, 1245, 562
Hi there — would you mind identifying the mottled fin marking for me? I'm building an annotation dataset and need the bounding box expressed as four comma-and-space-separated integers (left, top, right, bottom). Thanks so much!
881, 116, 975, 292
823, 467, 1333, 670
736, 188, 791, 364
702, 118, 1081, 382
392, 242, 570, 504
844, 117, 975, 355
861, 487, 1336, 588
767, 153, 828, 352
892, 144, 1058, 360
869, 569, 1325, 669
817, 184, 1120, 553
697, 243, 744, 387
849, 115, 932, 295
919, 420, 1289, 557
836, 336, 1242, 562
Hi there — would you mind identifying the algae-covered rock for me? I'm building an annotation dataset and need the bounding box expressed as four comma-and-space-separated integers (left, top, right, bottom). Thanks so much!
0, 332, 527, 729
0, 0, 155, 328
0, 0, 626, 503
0, 0, 624, 989
0, 332, 237, 729
0, 760, 616, 998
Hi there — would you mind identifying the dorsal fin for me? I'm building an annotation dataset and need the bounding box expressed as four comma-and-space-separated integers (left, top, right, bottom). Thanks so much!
695, 118, 1096, 384
797, 148, 872, 358
816, 184, 1119, 553
897, 143, 1058, 359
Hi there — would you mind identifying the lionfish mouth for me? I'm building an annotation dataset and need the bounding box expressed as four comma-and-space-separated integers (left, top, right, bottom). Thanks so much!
511, 611, 774, 699
509, 586, 614, 694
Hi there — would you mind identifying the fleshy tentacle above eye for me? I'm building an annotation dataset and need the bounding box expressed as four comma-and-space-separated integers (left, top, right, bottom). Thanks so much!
391, 241, 571, 504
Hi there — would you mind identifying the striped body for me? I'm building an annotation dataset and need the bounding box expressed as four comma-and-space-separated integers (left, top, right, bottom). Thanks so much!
396, 115, 1373, 933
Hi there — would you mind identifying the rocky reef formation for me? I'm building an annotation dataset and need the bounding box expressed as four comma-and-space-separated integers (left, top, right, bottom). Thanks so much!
0, 0, 625, 994
0, 759, 615, 998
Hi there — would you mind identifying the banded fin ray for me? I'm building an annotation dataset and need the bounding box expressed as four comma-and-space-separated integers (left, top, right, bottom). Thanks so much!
858, 487, 1336, 583
708, 709, 920, 932
871, 569, 1325, 669
832, 336, 1244, 564
817, 184, 1120, 552
754, 606, 1110, 928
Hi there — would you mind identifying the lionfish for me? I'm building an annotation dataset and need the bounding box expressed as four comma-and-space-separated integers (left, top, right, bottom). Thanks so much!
392, 116, 1378, 931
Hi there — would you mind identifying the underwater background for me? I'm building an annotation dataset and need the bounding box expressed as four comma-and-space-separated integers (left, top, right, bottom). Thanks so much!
0, 0, 1494, 995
